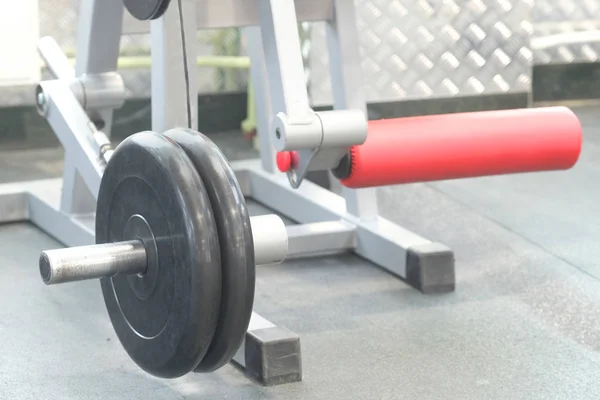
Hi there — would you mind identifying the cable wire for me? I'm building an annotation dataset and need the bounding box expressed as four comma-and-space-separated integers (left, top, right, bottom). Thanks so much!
176, 0, 192, 129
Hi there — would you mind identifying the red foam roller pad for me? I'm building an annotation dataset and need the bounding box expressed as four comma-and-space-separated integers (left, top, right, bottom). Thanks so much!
339, 106, 582, 189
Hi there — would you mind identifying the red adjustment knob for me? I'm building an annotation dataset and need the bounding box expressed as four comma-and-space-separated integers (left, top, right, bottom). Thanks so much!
276, 151, 299, 172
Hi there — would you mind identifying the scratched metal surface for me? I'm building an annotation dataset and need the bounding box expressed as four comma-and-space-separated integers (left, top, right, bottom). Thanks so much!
532, 0, 600, 64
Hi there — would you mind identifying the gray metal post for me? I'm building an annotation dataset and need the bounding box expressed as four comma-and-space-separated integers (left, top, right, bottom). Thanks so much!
74, 0, 124, 135
62, 0, 125, 215
151, 0, 198, 132
36, 80, 104, 197
325, 0, 378, 220
245, 26, 277, 173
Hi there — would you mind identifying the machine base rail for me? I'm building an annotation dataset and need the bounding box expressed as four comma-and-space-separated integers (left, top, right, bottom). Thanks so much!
233, 161, 456, 294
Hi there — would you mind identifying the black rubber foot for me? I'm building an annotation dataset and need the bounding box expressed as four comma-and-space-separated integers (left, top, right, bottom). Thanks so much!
406, 243, 455, 294
244, 327, 302, 386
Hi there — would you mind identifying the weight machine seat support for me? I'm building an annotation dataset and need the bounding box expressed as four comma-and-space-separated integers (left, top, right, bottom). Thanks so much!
243, 0, 456, 294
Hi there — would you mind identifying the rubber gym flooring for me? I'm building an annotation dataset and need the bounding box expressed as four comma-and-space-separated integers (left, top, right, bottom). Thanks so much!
1, 104, 600, 399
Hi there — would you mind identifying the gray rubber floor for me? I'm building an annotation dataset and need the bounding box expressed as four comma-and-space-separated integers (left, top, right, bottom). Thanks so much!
1, 106, 600, 399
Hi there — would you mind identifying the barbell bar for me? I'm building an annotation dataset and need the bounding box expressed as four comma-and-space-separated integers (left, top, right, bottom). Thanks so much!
40, 214, 287, 286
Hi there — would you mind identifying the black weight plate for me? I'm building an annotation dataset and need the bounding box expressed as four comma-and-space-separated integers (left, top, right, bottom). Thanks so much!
163, 129, 255, 373
123, 0, 171, 20
96, 131, 222, 378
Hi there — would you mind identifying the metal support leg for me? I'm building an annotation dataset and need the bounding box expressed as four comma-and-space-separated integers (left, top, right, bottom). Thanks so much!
327, 0, 455, 291
36, 80, 104, 197
325, 0, 378, 219
50, 0, 124, 215
233, 313, 301, 386
36, 36, 97, 215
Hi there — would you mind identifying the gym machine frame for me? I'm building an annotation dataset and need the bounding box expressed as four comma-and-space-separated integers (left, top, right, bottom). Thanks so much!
0, 0, 340, 386
0, 0, 454, 384
239, 0, 456, 294
0, 0, 582, 386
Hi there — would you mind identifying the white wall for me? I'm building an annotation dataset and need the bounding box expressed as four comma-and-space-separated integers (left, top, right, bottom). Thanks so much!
0, 0, 41, 86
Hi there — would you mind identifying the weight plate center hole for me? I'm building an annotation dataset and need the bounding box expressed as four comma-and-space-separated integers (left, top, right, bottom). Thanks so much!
123, 214, 159, 300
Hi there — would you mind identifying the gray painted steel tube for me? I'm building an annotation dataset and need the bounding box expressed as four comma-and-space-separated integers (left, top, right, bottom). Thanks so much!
40, 240, 147, 285
39, 214, 288, 285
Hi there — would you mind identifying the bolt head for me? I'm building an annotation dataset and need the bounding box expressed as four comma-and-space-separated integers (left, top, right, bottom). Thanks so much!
36, 92, 45, 106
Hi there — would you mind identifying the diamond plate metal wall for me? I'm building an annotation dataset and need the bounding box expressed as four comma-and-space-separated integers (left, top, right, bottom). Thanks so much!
532, 0, 600, 64
13, 0, 581, 108
309, 0, 534, 106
